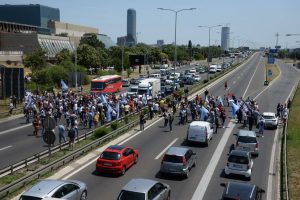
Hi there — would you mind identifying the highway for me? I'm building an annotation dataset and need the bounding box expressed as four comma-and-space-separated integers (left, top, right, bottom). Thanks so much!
0, 58, 235, 170
48, 52, 300, 200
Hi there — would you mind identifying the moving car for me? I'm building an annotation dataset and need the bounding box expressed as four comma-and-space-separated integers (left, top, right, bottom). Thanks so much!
186, 121, 214, 146
117, 178, 171, 200
160, 147, 196, 178
220, 182, 265, 200
19, 179, 87, 200
224, 150, 253, 180
96, 145, 139, 175
234, 130, 259, 156
261, 112, 278, 129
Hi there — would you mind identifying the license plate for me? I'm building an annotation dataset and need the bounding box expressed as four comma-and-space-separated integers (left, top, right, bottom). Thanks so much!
168, 168, 176, 172
242, 147, 250, 151
232, 164, 242, 168
103, 163, 112, 166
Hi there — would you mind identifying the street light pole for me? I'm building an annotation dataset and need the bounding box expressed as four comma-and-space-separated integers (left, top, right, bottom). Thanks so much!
158, 7, 196, 89
198, 25, 221, 80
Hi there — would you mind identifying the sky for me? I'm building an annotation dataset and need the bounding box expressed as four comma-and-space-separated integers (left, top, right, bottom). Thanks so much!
2, 0, 300, 49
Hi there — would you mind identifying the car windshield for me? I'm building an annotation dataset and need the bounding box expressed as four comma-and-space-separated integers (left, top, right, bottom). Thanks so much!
100, 152, 120, 160
263, 115, 275, 119
228, 155, 249, 164
19, 196, 42, 200
117, 190, 145, 200
238, 136, 257, 143
163, 155, 183, 163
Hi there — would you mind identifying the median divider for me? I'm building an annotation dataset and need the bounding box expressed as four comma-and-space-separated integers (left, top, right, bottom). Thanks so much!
0, 56, 249, 199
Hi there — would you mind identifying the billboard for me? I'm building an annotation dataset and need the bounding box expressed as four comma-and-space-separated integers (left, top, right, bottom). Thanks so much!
129, 55, 145, 66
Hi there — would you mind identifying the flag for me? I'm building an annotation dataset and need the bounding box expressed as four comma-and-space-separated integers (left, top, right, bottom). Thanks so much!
142, 93, 147, 105
60, 80, 68, 91
200, 106, 209, 121
231, 102, 240, 118
243, 103, 249, 113
122, 94, 127, 104
100, 94, 107, 105
106, 104, 112, 122
116, 101, 120, 119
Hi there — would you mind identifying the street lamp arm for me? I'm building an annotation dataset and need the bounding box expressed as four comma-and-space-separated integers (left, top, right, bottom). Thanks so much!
158, 8, 196, 13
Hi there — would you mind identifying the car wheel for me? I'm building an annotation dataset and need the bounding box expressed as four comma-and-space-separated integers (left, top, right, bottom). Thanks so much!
121, 166, 126, 175
167, 191, 171, 200
134, 155, 138, 164
205, 139, 209, 147
80, 190, 87, 200
193, 160, 196, 167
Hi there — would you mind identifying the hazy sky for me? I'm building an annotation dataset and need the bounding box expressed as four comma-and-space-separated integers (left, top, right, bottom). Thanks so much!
2, 0, 300, 48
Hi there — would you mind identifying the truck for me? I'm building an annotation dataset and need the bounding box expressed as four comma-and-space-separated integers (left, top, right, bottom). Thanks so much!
137, 78, 161, 99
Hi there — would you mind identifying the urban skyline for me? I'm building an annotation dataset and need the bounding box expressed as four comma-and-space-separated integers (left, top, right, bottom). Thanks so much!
1, 0, 300, 49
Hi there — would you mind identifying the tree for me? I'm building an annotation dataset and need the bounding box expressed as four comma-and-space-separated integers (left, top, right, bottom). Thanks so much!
23, 48, 47, 72
188, 40, 193, 59
55, 49, 72, 64
77, 44, 101, 68
80, 33, 105, 49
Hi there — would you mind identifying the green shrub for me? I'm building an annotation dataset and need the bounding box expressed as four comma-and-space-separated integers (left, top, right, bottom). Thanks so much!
143, 108, 149, 115
203, 79, 209, 84
124, 116, 129, 124
210, 76, 214, 80
110, 121, 118, 130
93, 127, 108, 139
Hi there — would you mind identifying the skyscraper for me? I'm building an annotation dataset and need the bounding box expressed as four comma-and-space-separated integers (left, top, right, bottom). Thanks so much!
127, 8, 136, 46
221, 27, 230, 52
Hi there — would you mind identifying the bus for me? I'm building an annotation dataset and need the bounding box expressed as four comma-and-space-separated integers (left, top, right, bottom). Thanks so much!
91, 75, 122, 93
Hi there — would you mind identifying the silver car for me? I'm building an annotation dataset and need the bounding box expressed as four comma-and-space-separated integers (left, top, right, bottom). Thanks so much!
160, 147, 196, 178
235, 130, 259, 156
117, 178, 171, 200
19, 179, 87, 200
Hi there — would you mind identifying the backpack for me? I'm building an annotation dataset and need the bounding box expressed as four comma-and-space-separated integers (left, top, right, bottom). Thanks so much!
68, 128, 75, 138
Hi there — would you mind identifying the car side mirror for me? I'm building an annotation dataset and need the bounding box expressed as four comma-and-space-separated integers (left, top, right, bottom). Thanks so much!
220, 183, 226, 187
260, 189, 265, 193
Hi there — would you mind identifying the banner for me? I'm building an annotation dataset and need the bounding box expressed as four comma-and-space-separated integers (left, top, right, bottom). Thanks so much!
60, 80, 68, 91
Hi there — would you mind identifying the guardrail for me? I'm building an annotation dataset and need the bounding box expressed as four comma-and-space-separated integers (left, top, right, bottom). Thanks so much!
0, 107, 23, 118
0, 56, 248, 198
281, 80, 299, 200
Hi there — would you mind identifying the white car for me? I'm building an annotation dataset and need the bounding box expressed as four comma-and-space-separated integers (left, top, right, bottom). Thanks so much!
261, 112, 278, 129
194, 74, 201, 82
216, 65, 222, 72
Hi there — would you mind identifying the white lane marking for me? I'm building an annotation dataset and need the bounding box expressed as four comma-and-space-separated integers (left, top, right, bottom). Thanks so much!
0, 145, 12, 151
266, 81, 297, 200
0, 124, 31, 135
242, 57, 262, 98
191, 121, 235, 200
154, 138, 178, 160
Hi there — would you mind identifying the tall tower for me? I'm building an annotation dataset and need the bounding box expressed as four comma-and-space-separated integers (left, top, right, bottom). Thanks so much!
221, 26, 230, 52
127, 8, 136, 46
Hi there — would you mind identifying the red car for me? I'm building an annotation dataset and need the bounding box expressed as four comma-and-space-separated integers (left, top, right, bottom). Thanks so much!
96, 145, 139, 175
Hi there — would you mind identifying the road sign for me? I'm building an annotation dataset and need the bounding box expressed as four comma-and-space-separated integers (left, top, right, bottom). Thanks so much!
43, 130, 56, 145
268, 69, 273, 77
43, 116, 56, 130
268, 55, 275, 64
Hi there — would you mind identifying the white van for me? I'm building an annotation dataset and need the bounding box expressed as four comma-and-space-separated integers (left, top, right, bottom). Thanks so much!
186, 121, 213, 146
209, 65, 217, 73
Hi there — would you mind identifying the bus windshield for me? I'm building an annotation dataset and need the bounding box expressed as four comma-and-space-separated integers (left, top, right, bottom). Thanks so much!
91, 82, 105, 90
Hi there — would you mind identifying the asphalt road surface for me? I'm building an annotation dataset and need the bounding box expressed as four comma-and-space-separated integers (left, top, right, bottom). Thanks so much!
53, 53, 299, 199
0, 58, 237, 170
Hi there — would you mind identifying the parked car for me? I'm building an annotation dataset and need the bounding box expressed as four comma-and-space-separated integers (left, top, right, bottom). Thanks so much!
224, 150, 253, 180
130, 78, 140, 85
117, 178, 171, 200
220, 182, 265, 200
197, 66, 206, 73
234, 130, 259, 156
209, 65, 217, 73
260, 112, 278, 129
160, 147, 196, 178
96, 145, 139, 175
194, 74, 201, 82
216, 65, 222, 72
186, 121, 213, 146
122, 79, 130, 87
19, 179, 87, 200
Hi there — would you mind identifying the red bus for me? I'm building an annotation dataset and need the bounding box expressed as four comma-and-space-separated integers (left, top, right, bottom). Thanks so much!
91, 75, 122, 93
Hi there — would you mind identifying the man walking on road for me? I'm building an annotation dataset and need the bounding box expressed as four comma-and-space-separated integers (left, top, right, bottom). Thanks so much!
58, 124, 66, 144
32, 116, 39, 137
168, 112, 174, 132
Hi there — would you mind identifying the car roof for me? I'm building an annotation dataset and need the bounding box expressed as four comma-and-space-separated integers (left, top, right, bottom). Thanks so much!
238, 130, 256, 137
166, 147, 188, 156
21, 180, 67, 198
122, 178, 157, 193
229, 150, 250, 157
106, 145, 126, 152
190, 121, 210, 127
223, 181, 256, 199
262, 112, 276, 117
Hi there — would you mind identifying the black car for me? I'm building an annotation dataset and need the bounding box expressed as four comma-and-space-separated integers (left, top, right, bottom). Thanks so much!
221, 182, 265, 200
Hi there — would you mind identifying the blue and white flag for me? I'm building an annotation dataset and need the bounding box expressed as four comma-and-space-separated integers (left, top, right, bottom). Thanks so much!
60, 80, 68, 91
116, 101, 120, 119
100, 94, 107, 105
231, 102, 240, 118
200, 106, 209, 121
243, 103, 249, 113
142, 94, 147, 105
106, 104, 112, 122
